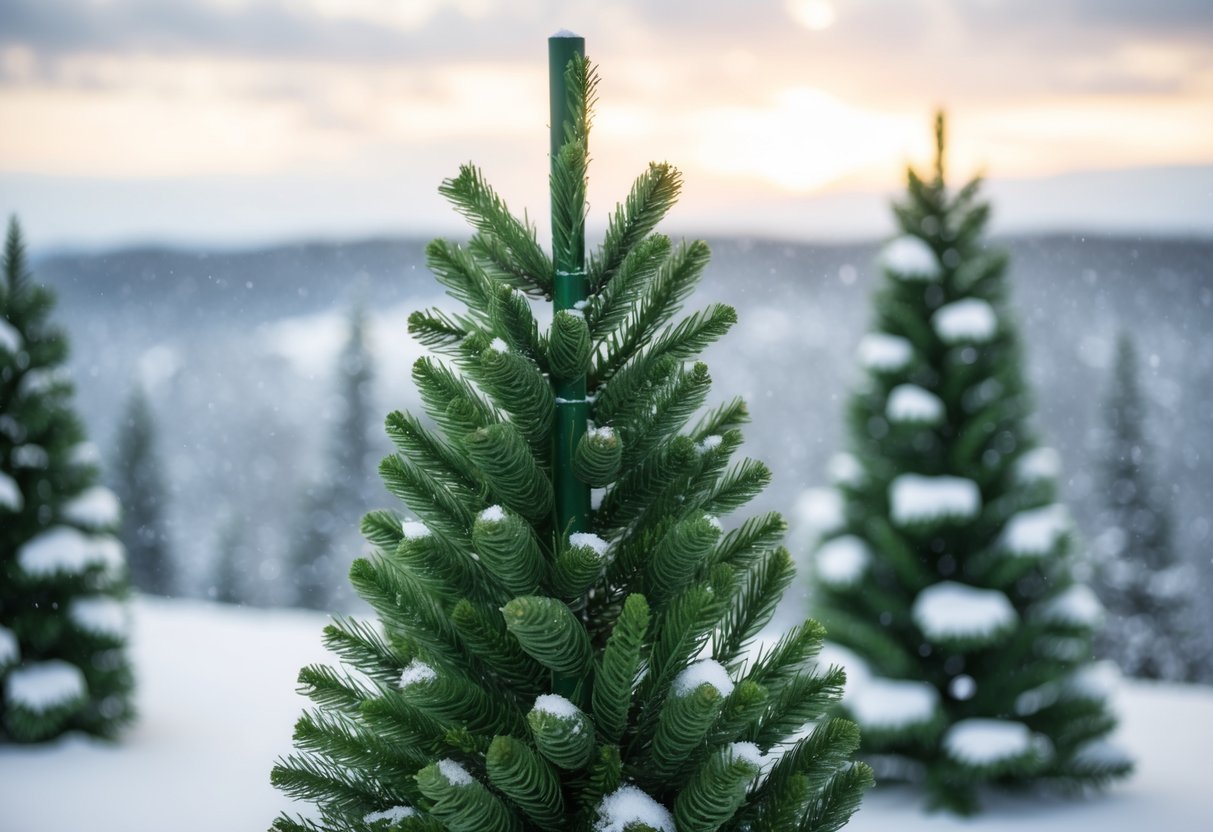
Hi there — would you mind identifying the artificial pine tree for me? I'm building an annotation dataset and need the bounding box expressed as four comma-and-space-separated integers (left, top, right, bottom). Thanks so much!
113, 382, 175, 596
0, 217, 135, 742
807, 115, 1130, 812
271, 36, 870, 832
291, 301, 376, 610
1093, 334, 1208, 682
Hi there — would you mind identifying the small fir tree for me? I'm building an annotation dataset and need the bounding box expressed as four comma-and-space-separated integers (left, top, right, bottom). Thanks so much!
271, 37, 870, 832
113, 383, 175, 596
0, 217, 135, 742
807, 115, 1130, 812
290, 301, 376, 610
1093, 335, 1208, 681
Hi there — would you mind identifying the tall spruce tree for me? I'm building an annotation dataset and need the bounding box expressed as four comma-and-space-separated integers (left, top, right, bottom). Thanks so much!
270, 37, 870, 832
113, 382, 175, 596
807, 115, 1130, 813
1093, 334, 1208, 681
290, 301, 376, 610
0, 217, 135, 742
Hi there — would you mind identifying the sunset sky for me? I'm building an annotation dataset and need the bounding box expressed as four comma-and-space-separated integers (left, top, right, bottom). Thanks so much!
1, 0, 1211, 249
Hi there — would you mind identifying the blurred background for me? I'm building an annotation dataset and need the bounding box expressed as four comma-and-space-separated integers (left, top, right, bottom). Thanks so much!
1, 1, 1210, 647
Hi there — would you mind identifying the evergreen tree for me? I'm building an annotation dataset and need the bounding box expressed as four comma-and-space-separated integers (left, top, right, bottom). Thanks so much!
290, 301, 376, 610
212, 509, 249, 606
271, 38, 870, 832
807, 115, 1130, 813
1093, 334, 1208, 681
112, 382, 175, 596
0, 217, 135, 742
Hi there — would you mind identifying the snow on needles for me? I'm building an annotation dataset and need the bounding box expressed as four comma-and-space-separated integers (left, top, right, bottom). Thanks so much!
795, 487, 845, 536
0, 625, 18, 666
594, 785, 675, 832
889, 475, 980, 526
569, 532, 609, 557
881, 235, 942, 280
886, 384, 944, 424
815, 535, 870, 587
850, 678, 939, 730
0, 317, 22, 354
943, 719, 1037, 766
932, 298, 998, 344
69, 598, 128, 639
913, 581, 1017, 643
1038, 584, 1104, 627
0, 470, 22, 511
399, 659, 437, 688
827, 453, 864, 488
437, 759, 473, 786
1001, 504, 1069, 557
5, 660, 87, 712
1017, 447, 1061, 482
533, 693, 580, 719
857, 332, 913, 372
62, 486, 122, 529
364, 806, 417, 825
401, 520, 431, 539
674, 659, 735, 698
18, 527, 125, 577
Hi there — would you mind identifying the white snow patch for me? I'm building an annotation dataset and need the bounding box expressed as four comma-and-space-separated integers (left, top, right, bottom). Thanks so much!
69, 598, 128, 639
1073, 739, 1133, 768
886, 384, 945, 424
1038, 584, 1104, 627
827, 452, 864, 487
0, 470, 22, 511
437, 758, 473, 786
704, 514, 723, 531
1016, 447, 1061, 482
399, 659, 437, 688
70, 442, 102, 466
18, 527, 125, 577
850, 678, 939, 729
674, 659, 735, 698
12, 444, 48, 469
1001, 505, 1069, 557
889, 475, 981, 526
19, 368, 70, 396
533, 693, 581, 719
5, 660, 86, 712
364, 806, 417, 824
1065, 661, 1120, 700
881, 235, 941, 281
488, 337, 509, 353
62, 486, 122, 529
0, 625, 18, 666
0, 317, 21, 353
697, 434, 724, 453
933, 298, 998, 344
815, 535, 870, 587
858, 332, 913, 372
728, 741, 764, 767
588, 425, 617, 442
569, 532, 609, 557
594, 785, 675, 832
913, 581, 1017, 643
401, 520, 431, 540
478, 505, 506, 523
795, 487, 845, 536
943, 719, 1035, 766
552, 28, 581, 38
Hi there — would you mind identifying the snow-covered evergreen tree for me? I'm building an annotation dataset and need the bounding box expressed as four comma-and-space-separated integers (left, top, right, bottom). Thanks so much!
806, 115, 1130, 812
271, 38, 870, 832
112, 383, 174, 596
1093, 334, 1208, 682
0, 217, 135, 742
290, 301, 376, 610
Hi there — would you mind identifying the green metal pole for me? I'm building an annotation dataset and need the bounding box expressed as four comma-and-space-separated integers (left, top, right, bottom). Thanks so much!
549, 31, 590, 538
548, 31, 590, 704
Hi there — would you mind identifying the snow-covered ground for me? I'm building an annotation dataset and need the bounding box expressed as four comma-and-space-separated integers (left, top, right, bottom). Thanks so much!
1, 598, 1211, 831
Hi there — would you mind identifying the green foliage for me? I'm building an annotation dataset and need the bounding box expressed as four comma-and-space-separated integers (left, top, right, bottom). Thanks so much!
272, 53, 865, 832
808, 114, 1130, 812
0, 217, 135, 743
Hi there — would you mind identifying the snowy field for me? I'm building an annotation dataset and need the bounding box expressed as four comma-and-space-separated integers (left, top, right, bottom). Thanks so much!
1, 598, 1210, 832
